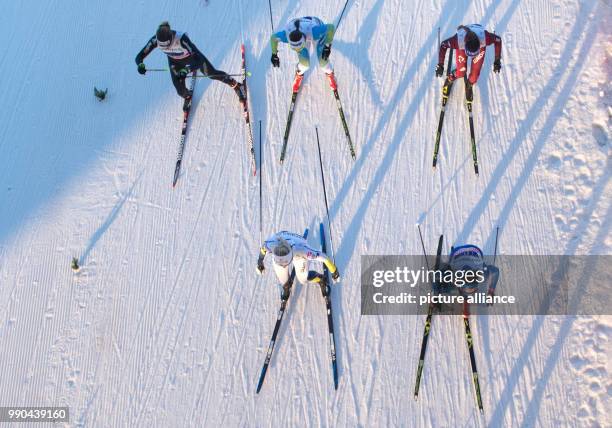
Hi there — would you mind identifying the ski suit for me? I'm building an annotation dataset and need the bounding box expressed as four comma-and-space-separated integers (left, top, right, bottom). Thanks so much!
258, 231, 338, 286
439, 24, 502, 84
270, 17, 335, 75
135, 31, 237, 98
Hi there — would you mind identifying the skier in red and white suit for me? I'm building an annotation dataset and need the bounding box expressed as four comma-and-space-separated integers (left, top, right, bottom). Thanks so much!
436, 24, 502, 86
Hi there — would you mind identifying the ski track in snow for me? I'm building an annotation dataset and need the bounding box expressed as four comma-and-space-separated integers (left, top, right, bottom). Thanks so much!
0, 0, 610, 427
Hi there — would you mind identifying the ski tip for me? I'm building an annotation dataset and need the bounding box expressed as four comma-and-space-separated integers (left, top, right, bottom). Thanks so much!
241, 43, 245, 53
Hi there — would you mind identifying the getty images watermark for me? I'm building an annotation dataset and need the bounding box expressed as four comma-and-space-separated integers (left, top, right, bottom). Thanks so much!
361, 255, 612, 316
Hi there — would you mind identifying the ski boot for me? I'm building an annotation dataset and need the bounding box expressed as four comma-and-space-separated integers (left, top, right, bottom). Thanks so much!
465, 80, 474, 104
321, 275, 331, 298
182, 90, 193, 112
281, 280, 292, 301
232, 81, 247, 103
325, 71, 338, 91
442, 77, 453, 100
292, 70, 304, 93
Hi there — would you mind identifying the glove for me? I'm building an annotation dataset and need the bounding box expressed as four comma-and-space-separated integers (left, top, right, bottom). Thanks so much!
331, 270, 340, 283
178, 68, 189, 78
321, 44, 332, 61
435, 63, 444, 77
137, 63, 146, 75
493, 58, 502, 73
256, 261, 265, 275
271, 54, 280, 68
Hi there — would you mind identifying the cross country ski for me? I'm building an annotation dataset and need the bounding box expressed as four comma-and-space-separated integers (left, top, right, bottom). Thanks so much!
413, 230, 500, 413
271, 16, 355, 163
255, 228, 340, 392
135, 21, 247, 185
240, 43, 257, 176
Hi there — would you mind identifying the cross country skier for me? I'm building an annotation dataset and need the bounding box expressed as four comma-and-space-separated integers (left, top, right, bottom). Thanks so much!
435, 244, 499, 303
270, 16, 337, 92
135, 21, 246, 111
256, 231, 340, 300
435, 24, 502, 99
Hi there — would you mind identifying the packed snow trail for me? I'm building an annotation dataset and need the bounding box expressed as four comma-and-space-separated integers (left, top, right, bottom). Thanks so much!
0, 1, 610, 427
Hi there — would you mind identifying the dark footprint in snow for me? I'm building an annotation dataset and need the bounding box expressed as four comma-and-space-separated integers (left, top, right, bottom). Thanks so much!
547, 154, 562, 170
591, 123, 608, 147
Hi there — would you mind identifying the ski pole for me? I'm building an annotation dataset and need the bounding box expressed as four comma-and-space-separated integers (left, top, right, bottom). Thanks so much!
463, 301, 484, 413
336, 0, 351, 30
492, 226, 499, 265
487, 226, 501, 305
259, 120, 263, 245
268, 0, 274, 31
417, 224, 430, 270
315, 127, 336, 265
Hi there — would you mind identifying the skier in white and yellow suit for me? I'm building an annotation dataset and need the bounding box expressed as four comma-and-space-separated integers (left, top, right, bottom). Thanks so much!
257, 231, 340, 300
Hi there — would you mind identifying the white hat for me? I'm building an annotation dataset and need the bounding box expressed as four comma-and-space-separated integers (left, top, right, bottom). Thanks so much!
288, 29, 306, 51
273, 238, 293, 266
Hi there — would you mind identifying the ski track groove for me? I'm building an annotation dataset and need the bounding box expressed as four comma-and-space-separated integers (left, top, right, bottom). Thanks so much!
132, 97, 233, 424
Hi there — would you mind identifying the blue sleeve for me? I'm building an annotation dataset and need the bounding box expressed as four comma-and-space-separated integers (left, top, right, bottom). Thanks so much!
312, 25, 326, 41
274, 30, 288, 43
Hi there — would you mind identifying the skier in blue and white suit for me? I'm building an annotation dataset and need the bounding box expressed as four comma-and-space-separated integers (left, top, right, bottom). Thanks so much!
435, 245, 499, 301
257, 231, 340, 301
270, 16, 338, 91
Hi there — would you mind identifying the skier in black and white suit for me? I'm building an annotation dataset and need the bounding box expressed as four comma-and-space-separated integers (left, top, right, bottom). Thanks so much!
135, 21, 246, 104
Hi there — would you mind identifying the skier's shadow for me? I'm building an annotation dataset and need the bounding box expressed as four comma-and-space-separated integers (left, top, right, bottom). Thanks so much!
330, 0, 469, 272
79, 172, 142, 266
332, 0, 385, 107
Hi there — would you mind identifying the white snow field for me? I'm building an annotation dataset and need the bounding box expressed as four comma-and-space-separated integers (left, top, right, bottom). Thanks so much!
0, 0, 610, 426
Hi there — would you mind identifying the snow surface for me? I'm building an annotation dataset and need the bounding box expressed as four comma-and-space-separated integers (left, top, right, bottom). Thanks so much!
0, 0, 610, 427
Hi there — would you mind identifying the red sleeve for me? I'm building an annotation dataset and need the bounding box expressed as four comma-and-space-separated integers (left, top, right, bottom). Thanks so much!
438, 35, 458, 64
485, 31, 502, 60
